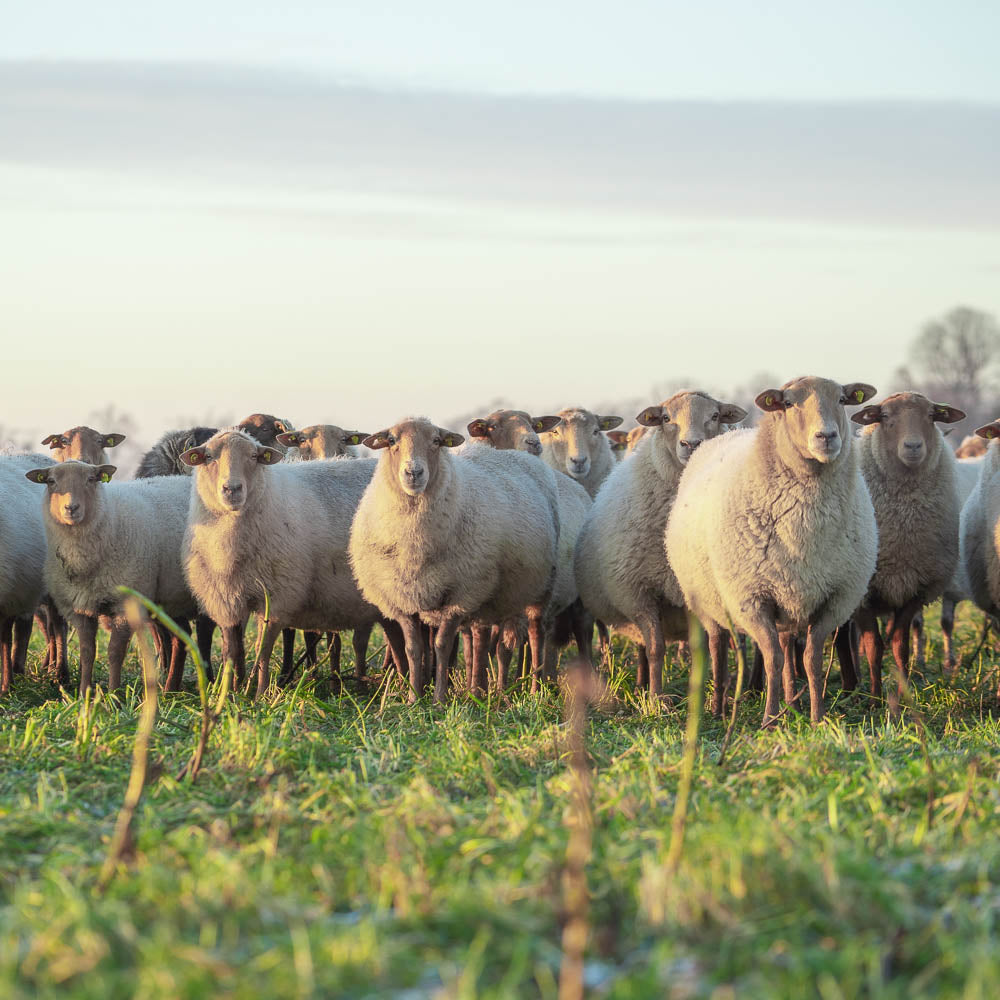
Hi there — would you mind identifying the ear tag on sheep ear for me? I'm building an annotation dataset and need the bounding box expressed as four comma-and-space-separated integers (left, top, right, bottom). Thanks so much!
263, 451, 272, 462
443, 435, 456, 447
854, 390, 865, 403
34, 472, 48, 484
100, 472, 111, 483
348, 435, 360, 445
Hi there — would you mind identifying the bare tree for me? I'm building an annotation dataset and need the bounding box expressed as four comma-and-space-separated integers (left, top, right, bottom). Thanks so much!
893, 306, 1000, 433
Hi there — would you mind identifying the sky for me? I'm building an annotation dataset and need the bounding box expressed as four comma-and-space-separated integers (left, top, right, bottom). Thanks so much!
2, 3, 999, 466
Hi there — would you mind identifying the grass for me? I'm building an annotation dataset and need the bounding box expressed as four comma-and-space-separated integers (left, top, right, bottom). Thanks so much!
1, 605, 999, 998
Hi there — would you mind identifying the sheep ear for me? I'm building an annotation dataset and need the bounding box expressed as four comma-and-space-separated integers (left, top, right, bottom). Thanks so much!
96, 465, 116, 483
851, 405, 883, 426
343, 432, 367, 446
606, 431, 628, 451
598, 415, 623, 431
975, 422, 1000, 440
932, 403, 966, 424
25, 468, 51, 485
103, 433, 126, 448
841, 383, 877, 405
41, 434, 66, 449
467, 419, 491, 438
439, 429, 464, 448
755, 390, 785, 412
364, 431, 393, 450
719, 403, 748, 424
532, 415, 561, 433
274, 420, 291, 433
180, 446, 209, 467
256, 447, 282, 465
276, 432, 302, 448
635, 406, 664, 427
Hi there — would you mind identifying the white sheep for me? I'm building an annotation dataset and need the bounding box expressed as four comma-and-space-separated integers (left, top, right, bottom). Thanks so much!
850, 392, 964, 697
540, 408, 623, 498
26, 461, 196, 693
575, 390, 747, 705
349, 417, 559, 702
180, 429, 391, 697
0, 453, 55, 694
666, 376, 878, 725
277, 424, 370, 460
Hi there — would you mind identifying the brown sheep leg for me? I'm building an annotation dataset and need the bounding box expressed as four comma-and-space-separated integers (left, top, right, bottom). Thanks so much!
303, 631, 320, 668
470, 626, 490, 697
941, 598, 957, 674
107, 622, 132, 691
0, 617, 12, 694
804, 625, 828, 723
164, 618, 189, 692
74, 615, 98, 695
12, 616, 33, 680
462, 630, 474, 689
748, 644, 765, 692
278, 628, 296, 686
496, 636, 514, 692
254, 619, 284, 699
780, 632, 797, 706
834, 622, 859, 691
636, 645, 649, 691
380, 621, 408, 683
854, 607, 883, 700
220, 624, 246, 687
910, 609, 926, 672
887, 599, 923, 687
330, 633, 343, 679
570, 601, 594, 666
708, 627, 729, 717
527, 614, 547, 695
352, 624, 372, 681
433, 619, 461, 704
745, 617, 783, 727
195, 614, 215, 681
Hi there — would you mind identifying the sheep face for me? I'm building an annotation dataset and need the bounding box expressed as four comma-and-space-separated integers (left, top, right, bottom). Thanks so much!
625, 426, 648, 454
852, 392, 965, 469
955, 434, 988, 459
364, 419, 464, 497
542, 409, 622, 480
180, 430, 282, 513
756, 377, 877, 465
41, 427, 125, 464
25, 460, 116, 526
237, 413, 295, 449
466, 410, 560, 456
277, 425, 367, 460
637, 391, 748, 465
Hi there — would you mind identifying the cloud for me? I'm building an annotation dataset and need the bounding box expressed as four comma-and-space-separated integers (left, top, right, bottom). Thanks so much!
2, 60, 998, 229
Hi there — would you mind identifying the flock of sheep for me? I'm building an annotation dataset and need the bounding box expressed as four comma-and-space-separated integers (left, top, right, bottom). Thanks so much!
1, 376, 997, 727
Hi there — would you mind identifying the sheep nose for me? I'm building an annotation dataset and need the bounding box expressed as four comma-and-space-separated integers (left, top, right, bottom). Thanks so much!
221, 482, 243, 497
525, 438, 542, 455
814, 429, 839, 443
64, 502, 79, 516
903, 439, 924, 453
680, 439, 701, 452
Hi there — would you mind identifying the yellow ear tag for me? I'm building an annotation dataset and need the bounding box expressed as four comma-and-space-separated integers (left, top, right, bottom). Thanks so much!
100, 473, 111, 483
263, 451, 272, 462
349, 435, 359, 445
105, 437, 114, 446
35, 472, 47, 483
765, 395, 775, 406
854, 390, 864, 402
443, 436, 453, 447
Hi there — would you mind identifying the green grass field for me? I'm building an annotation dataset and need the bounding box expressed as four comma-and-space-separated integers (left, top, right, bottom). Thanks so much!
2, 606, 999, 998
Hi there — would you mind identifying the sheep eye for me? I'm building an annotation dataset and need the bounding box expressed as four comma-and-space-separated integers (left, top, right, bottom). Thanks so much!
711, 413, 720, 421
783, 400, 793, 409
592, 428, 600, 436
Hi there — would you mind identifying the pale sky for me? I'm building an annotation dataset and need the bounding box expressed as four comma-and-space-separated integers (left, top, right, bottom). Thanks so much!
1, 4, 999, 467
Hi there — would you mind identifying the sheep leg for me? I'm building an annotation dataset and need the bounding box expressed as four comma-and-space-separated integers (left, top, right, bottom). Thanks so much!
834, 621, 859, 691
779, 632, 797, 706
707, 626, 729, 717
352, 624, 372, 682
47, 603, 69, 686
278, 628, 297, 686
744, 616, 783, 726
571, 601, 594, 666
887, 599, 922, 688
636, 645, 649, 691
748, 644, 765, 692
164, 618, 189, 692
12, 616, 33, 680
303, 631, 320, 668
470, 626, 489, 697
527, 614, 547, 694
73, 614, 98, 695
910, 609, 926, 672
381, 621, 408, 682
941, 598, 957, 674
399, 616, 426, 703
254, 619, 284, 698
220, 624, 246, 687
803, 625, 828, 723
0, 617, 12, 694
433, 619, 461, 704
854, 608, 883, 699
196, 614, 216, 681
106, 622, 133, 691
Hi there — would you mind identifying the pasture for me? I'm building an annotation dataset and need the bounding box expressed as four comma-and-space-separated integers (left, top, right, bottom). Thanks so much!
2, 606, 999, 999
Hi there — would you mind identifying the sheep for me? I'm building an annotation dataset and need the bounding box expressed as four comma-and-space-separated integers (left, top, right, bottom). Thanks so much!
237, 413, 295, 450
41, 426, 125, 465
180, 430, 395, 697
466, 408, 592, 682
626, 426, 650, 455
0, 453, 56, 694
278, 425, 371, 461
136, 427, 218, 478
850, 392, 965, 698
349, 418, 560, 702
26, 461, 197, 693
666, 376, 878, 726
576, 391, 747, 704
606, 431, 629, 459
540, 408, 623, 498
955, 434, 987, 459
958, 424, 1000, 667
